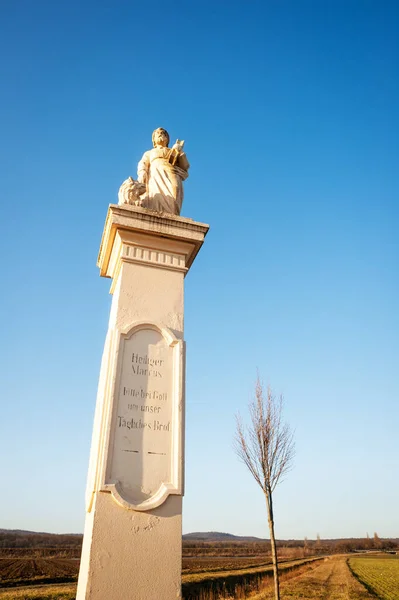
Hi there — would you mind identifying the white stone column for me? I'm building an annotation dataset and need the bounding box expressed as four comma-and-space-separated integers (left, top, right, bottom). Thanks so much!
77, 204, 209, 600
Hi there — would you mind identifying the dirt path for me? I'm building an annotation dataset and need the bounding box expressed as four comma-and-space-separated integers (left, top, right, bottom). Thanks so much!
254, 556, 377, 599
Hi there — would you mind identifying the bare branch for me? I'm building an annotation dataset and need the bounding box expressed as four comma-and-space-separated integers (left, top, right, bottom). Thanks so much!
234, 376, 295, 600
234, 377, 295, 495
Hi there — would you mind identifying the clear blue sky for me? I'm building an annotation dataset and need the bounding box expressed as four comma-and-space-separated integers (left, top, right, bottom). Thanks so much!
0, 0, 398, 540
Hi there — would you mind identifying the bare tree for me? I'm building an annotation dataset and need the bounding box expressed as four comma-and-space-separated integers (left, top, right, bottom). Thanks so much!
235, 378, 295, 600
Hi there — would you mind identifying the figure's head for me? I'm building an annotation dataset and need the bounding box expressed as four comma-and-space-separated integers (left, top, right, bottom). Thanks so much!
152, 127, 170, 148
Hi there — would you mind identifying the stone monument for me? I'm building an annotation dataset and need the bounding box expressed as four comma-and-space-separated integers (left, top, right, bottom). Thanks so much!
77, 129, 209, 600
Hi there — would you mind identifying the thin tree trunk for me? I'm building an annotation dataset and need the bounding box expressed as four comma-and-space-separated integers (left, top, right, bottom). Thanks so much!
265, 492, 280, 600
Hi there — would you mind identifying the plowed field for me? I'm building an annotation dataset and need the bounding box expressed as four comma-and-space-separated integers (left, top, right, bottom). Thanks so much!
0, 558, 78, 587
182, 555, 272, 574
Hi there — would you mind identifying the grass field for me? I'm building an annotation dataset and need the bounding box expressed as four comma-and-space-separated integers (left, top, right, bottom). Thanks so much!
0, 583, 76, 600
349, 556, 399, 600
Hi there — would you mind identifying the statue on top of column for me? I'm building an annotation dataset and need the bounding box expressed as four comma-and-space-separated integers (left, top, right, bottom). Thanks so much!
118, 128, 190, 216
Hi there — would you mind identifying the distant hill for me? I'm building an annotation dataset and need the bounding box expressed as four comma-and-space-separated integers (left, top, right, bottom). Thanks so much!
0, 529, 46, 535
0, 529, 82, 548
183, 531, 267, 542
0, 529, 82, 536
1, 528, 398, 551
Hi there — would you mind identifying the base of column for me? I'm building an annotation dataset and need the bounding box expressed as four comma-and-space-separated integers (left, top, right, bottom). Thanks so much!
77, 492, 182, 600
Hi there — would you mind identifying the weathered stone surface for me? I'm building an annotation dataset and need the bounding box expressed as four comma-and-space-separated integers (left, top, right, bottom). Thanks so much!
77, 204, 208, 600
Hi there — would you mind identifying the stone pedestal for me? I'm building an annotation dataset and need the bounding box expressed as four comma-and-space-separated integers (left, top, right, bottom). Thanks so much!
77, 205, 209, 600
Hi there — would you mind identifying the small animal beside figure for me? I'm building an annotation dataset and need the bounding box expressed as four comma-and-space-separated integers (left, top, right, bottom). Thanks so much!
118, 131, 189, 215
118, 177, 146, 206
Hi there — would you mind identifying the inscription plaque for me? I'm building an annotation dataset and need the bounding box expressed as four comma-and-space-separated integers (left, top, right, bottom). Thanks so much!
102, 323, 183, 510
